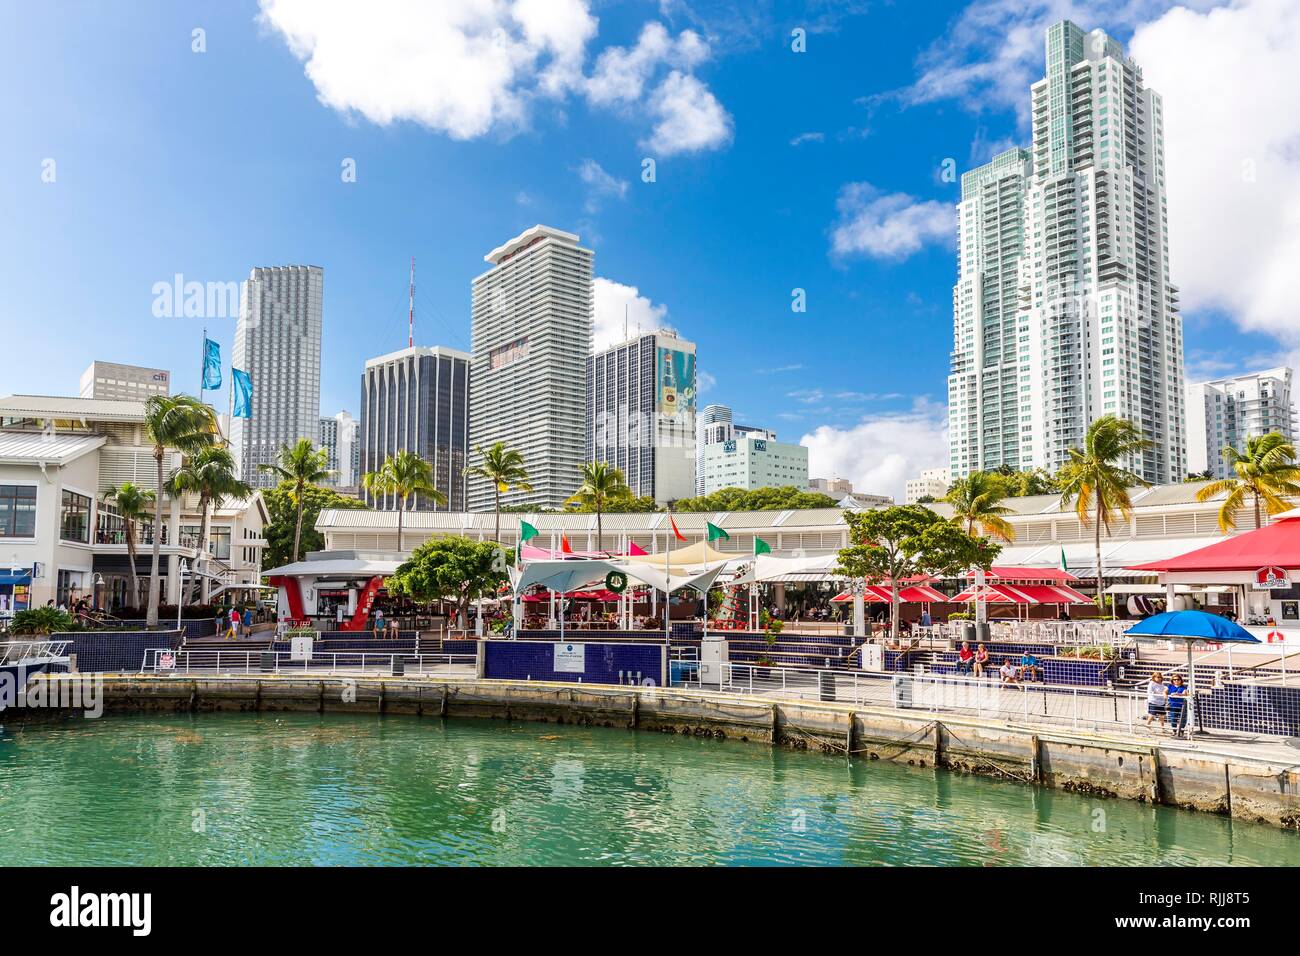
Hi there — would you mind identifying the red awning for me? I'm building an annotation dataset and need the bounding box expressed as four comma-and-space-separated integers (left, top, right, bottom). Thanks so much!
964, 566, 1079, 582
1129, 515, 1300, 572
831, 584, 949, 604
1012, 584, 1091, 604
952, 584, 1031, 603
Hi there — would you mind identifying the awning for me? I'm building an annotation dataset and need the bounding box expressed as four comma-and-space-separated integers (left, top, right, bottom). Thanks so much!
952, 583, 1088, 604
964, 566, 1079, 583
0, 571, 32, 586
1129, 513, 1300, 573
831, 583, 949, 604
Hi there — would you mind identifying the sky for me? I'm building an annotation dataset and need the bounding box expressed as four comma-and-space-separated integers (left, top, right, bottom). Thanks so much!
2, 0, 1298, 501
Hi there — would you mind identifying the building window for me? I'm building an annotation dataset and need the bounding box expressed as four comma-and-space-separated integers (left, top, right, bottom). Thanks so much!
60, 489, 92, 544
0, 485, 37, 538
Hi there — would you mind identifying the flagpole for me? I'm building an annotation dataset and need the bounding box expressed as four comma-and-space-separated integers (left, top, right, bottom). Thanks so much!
664, 517, 671, 645
200, 327, 206, 398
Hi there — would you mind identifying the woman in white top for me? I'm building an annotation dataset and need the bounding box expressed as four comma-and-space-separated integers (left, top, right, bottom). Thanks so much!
1144, 672, 1169, 731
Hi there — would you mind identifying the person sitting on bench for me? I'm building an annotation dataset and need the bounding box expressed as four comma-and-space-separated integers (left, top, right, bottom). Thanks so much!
1019, 652, 1042, 682
956, 641, 975, 675
973, 643, 990, 677
999, 659, 1021, 683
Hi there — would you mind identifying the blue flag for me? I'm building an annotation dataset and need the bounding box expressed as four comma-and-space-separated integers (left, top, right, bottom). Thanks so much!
202, 337, 222, 390
231, 368, 252, 419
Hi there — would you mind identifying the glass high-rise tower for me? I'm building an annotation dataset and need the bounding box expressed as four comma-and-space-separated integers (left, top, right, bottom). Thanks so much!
948, 21, 1185, 484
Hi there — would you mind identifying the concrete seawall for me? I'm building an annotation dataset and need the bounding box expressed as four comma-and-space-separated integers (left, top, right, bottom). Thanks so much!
23, 673, 1300, 831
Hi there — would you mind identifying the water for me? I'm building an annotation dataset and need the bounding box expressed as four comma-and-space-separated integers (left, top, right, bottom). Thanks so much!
0, 713, 1295, 866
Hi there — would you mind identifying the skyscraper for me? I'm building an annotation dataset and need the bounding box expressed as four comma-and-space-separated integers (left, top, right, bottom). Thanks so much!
587, 329, 696, 504
1186, 368, 1296, 479
229, 265, 323, 488
319, 410, 359, 489
696, 404, 732, 495
948, 21, 1185, 484
79, 361, 171, 401
359, 345, 470, 512
467, 225, 593, 512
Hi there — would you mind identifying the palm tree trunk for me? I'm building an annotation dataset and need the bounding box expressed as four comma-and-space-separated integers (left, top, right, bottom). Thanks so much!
397, 501, 405, 553
126, 523, 140, 612
146, 452, 164, 627
597, 508, 603, 554
1254, 491, 1262, 529
1095, 499, 1104, 616
292, 479, 305, 562
493, 487, 501, 543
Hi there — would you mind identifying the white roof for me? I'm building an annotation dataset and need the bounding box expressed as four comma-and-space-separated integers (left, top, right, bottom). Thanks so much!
364, 345, 471, 369
0, 431, 106, 466
0, 394, 146, 423
484, 224, 581, 264
263, 557, 404, 577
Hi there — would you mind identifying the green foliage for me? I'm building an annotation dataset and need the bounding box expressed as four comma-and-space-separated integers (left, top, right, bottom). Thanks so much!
262, 482, 367, 569
1195, 431, 1300, 532
945, 471, 1016, 542
674, 486, 839, 512
387, 535, 513, 623
9, 607, 77, 635
988, 465, 1059, 497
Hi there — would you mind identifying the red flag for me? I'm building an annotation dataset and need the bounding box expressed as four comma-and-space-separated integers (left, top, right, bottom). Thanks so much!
561, 534, 574, 554
627, 542, 648, 556
669, 516, 686, 542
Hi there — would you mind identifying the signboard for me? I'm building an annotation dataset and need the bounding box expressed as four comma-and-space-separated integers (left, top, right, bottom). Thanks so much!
553, 642, 585, 673
1252, 566, 1291, 590
723, 439, 736, 454
752, 439, 767, 452
860, 644, 884, 673
656, 347, 696, 420
290, 636, 314, 662
158, 651, 176, 671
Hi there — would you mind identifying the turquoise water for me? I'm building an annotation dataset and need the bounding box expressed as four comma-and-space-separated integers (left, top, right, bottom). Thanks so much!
0, 713, 1296, 865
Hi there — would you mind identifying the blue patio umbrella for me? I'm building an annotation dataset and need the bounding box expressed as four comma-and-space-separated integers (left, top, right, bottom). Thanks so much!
1125, 611, 1260, 738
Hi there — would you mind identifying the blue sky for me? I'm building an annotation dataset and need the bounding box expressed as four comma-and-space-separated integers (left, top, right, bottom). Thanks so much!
2, 0, 1296, 498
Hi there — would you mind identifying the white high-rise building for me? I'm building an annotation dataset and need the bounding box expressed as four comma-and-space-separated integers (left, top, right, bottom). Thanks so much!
905, 467, 950, 504
700, 434, 808, 495
949, 21, 1185, 485
1186, 368, 1296, 479
229, 265, 323, 489
587, 330, 696, 504
467, 225, 593, 512
319, 410, 360, 489
79, 361, 170, 401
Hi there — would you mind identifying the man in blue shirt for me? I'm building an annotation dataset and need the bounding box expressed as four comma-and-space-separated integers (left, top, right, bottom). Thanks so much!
1019, 652, 1041, 682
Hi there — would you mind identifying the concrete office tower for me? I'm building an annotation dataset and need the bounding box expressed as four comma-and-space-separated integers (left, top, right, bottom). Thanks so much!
1187, 368, 1297, 479
700, 434, 808, 495
948, 148, 1032, 477
948, 21, 1185, 484
319, 410, 359, 489
79, 362, 170, 401
696, 404, 733, 494
359, 346, 470, 512
587, 329, 696, 504
468, 225, 593, 512
229, 265, 323, 488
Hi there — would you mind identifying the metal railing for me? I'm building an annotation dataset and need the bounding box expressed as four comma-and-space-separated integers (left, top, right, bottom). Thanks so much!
139, 648, 477, 676
0, 640, 72, 665
934, 620, 1131, 647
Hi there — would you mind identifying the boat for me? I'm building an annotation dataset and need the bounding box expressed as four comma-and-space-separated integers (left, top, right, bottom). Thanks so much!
0, 640, 73, 711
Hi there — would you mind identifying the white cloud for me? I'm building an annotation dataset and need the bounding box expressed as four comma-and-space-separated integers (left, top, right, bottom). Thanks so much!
644, 70, 733, 155
697, 369, 717, 393
790, 131, 825, 146
592, 277, 668, 352
576, 158, 629, 212
830, 183, 955, 259
1129, 0, 1300, 352
258, 2, 731, 154
800, 400, 949, 502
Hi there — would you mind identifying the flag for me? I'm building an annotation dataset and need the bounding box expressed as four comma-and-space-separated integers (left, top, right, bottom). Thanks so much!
561, 534, 574, 555
202, 337, 222, 390
754, 537, 772, 556
627, 542, 648, 556
1060, 547, 1069, 573
520, 521, 539, 543
707, 522, 729, 542
669, 516, 686, 542
231, 368, 252, 419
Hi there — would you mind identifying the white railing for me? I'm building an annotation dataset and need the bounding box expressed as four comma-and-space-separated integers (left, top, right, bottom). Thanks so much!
140, 649, 477, 676
936, 620, 1131, 647
0, 640, 72, 665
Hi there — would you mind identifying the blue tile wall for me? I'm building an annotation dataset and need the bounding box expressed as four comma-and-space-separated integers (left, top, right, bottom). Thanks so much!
483, 640, 665, 687
50, 630, 183, 673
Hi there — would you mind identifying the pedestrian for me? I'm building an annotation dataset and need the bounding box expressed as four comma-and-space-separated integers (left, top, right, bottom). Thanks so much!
1144, 672, 1168, 732
228, 605, 241, 640
243, 606, 254, 636
1167, 674, 1189, 737
373, 607, 385, 638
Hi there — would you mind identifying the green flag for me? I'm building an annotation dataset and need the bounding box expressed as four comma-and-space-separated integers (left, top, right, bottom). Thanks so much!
707, 522, 730, 542
1060, 547, 1068, 573
520, 521, 539, 543
754, 537, 772, 556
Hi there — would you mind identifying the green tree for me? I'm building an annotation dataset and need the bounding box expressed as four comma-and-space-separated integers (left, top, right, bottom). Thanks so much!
465, 442, 533, 543
9, 606, 77, 635
1184, 469, 1214, 483
945, 471, 1016, 542
387, 535, 512, 628
991, 466, 1058, 497
259, 438, 332, 563
261, 482, 368, 570
835, 506, 998, 642
142, 394, 219, 627
101, 481, 156, 609
674, 486, 839, 512
1195, 432, 1300, 532
363, 451, 445, 552
166, 444, 251, 603
565, 460, 632, 549
1057, 415, 1151, 613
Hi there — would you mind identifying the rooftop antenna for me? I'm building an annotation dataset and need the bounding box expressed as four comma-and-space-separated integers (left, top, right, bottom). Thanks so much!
408, 256, 415, 349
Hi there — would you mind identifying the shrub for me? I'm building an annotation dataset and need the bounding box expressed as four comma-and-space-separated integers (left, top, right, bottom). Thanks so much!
9, 607, 78, 635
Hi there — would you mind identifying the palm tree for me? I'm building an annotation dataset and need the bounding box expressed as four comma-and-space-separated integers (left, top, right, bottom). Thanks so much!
945, 471, 1016, 542
1195, 432, 1300, 533
102, 482, 155, 610
363, 451, 445, 552
465, 442, 533, 543
167, 444, 252, 603
565, 461, 632, 551
1057, 415, 1151, 613
142, 395, 219, 627
259, 438, 332, 564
